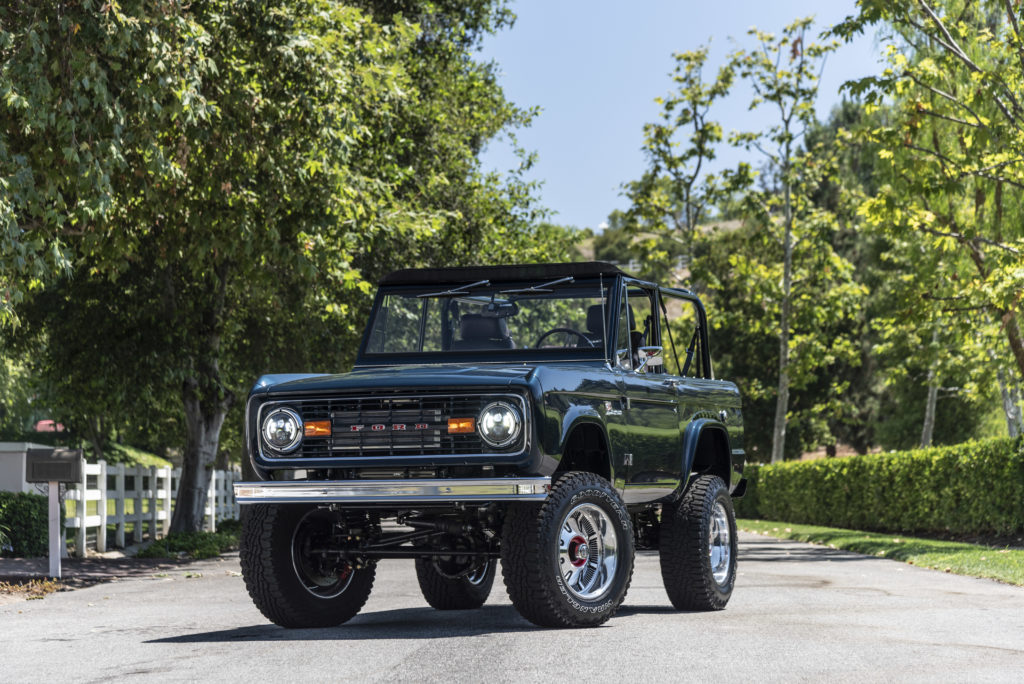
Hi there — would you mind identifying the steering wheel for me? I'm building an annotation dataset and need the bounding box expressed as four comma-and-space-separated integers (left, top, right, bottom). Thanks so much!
534, 327, 596, 348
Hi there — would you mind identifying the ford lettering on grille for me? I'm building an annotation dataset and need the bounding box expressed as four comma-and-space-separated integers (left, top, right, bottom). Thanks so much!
350, 423, 423, 432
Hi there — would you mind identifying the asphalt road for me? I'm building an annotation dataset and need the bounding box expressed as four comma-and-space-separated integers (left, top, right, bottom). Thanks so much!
2, 532, 1023, 683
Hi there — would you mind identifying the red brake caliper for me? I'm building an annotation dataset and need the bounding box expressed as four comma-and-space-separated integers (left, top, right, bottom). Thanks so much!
568, 535, 589, 567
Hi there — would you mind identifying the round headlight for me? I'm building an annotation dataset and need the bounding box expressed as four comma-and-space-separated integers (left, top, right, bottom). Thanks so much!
262, 407, 303, 453
477, 401, 521, 448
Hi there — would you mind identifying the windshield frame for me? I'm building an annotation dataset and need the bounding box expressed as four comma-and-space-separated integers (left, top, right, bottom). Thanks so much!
355, 275, 623, 366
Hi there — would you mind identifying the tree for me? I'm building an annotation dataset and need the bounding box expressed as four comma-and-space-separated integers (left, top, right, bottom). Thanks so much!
346, 0, 551, 282
0, 1, 216, 327
834, 0, 1024, 392
625, 44, 735, 268
9, 272, 175, 460
0, 345, 37, 441
591, 210, 685, 284
729, 18, 860, 463
803, 100, 890, 454
4, 1, 552, 531
692, 215, 865, 461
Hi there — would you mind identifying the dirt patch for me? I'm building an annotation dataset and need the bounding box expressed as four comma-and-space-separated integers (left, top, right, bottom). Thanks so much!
0, 578, 64, 605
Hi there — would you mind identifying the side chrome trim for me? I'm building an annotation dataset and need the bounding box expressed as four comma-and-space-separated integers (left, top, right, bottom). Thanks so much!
234, 477, 552, 505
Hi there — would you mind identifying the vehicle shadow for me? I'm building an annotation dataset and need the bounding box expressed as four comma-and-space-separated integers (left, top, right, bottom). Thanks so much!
147, 605, 541, 642
146, 599, 691, 643
614, 604, 692, 616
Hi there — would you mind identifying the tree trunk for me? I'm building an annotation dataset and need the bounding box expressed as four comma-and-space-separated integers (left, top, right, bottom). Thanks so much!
85, 415, 105, 462
168, 265, 234, 533
1002, 310, 1024, 384
771, 172, 794, 464
962, 237, 1024, 383
921, 328, 939, 448
170, 377, 231, 533
997, 367, 1023, 439
921, 373, 938, 448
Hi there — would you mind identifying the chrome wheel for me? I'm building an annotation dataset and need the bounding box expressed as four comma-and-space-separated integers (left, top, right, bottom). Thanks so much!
558, 502, 619, 601
291, 509, 354, 599
709, 500, 731, 586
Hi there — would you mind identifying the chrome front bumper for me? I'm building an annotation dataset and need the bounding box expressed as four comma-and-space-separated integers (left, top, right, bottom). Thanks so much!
233, 477, 551, 505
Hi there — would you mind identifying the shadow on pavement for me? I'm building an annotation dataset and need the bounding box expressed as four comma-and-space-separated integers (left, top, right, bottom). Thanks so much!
147, 599, 689, 642
614, 604, 692, 616
739, 538, 869, 563
0, 556, 196, 587
147, 605, 540, 642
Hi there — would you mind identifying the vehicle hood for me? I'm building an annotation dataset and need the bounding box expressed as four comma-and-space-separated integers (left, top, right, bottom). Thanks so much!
252, 365, 541, 396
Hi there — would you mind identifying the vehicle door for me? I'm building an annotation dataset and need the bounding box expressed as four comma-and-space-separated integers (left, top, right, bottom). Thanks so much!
615, 282, 683, 504
655, 289, 744, 477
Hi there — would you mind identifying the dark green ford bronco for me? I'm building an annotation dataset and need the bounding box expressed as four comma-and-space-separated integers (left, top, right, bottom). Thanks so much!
235, 262, 745, 628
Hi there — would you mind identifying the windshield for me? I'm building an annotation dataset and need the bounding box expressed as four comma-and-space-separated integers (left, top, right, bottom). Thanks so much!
361, 277, 613, 361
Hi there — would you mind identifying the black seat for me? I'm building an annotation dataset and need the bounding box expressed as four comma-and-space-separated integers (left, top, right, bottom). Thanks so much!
452, 314, 515, 351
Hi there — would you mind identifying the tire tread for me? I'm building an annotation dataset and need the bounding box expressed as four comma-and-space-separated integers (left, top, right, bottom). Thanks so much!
501, 472, 634, 628
415, 558, 495, 610
239, 504, 374, 628
659, 474, 736, 611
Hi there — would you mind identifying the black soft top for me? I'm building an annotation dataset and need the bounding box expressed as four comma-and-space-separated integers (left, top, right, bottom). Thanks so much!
379, 261, 630, 286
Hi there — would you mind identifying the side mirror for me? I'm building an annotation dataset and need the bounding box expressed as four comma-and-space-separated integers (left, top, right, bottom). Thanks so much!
615, 348, 632, 370
636, 345, 663, 373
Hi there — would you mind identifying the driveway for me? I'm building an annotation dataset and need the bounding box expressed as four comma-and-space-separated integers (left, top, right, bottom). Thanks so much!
2, 532, 1022, 682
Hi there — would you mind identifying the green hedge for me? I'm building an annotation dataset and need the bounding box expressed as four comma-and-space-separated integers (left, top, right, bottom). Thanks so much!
735, 437, 1024, 536
733, 463, 762, 519
0, 491, 60, 557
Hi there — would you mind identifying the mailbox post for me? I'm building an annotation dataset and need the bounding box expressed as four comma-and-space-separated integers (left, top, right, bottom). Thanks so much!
25, 448, 83, 579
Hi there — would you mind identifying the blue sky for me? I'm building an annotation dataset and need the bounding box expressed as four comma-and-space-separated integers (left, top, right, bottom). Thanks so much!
478, 1, 885, 231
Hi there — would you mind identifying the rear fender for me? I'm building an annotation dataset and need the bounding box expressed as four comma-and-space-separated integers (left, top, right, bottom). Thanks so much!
680, 418, 732, 491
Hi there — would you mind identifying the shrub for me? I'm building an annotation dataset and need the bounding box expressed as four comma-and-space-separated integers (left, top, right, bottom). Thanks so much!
737, 437, 1024, 536
136, 521, 241, 560
0, 491, 63, 557
732, 463, 760, 519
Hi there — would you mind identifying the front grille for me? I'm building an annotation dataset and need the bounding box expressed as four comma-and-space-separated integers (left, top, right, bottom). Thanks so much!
269, 394, 524, 459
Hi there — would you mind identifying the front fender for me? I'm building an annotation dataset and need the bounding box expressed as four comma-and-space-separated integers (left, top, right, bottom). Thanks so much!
558, 404, 605, 451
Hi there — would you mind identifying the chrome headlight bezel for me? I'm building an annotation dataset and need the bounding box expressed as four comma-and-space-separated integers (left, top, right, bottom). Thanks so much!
261, 406, 303, 454
477, 400, 522, 449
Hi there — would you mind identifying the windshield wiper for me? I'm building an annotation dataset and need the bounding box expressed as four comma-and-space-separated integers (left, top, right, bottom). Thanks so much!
499, 276, 574, 295
416, 279, 491, 298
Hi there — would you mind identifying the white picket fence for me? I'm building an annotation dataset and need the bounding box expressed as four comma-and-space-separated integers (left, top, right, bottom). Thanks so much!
63, 459, 241, 557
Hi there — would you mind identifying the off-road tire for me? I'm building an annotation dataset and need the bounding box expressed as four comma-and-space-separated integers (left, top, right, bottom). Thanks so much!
240, 504, 375, 628
415, 558, 496, 610
659, 474, 737, 610
500, 471, 634, 628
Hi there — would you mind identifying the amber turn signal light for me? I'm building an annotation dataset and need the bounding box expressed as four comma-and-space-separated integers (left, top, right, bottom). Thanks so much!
304, 420, 331, 437
447, 417, 476, 434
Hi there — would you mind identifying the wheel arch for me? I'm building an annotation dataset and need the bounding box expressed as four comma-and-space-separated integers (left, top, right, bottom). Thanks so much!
681, 419, 732, 490
555, 416, 613, 482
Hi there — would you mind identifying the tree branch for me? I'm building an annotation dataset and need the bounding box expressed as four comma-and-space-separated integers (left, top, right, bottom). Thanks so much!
1003, 0, 1024, 75
908, 5, 1024, 124
973, 171, 1024, 191
915, 106, 981, 129
906, 72, 984, 127
915, 1, 980, 73
904, 142, 954, 174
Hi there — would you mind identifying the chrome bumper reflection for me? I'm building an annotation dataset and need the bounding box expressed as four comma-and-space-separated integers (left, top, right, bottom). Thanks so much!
234, 477, 551, 504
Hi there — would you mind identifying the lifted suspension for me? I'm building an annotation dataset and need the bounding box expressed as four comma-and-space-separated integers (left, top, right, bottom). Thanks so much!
308, 510, 502, 562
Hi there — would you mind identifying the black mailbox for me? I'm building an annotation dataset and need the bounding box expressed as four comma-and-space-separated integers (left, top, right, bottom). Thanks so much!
26, 448, 83, 483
